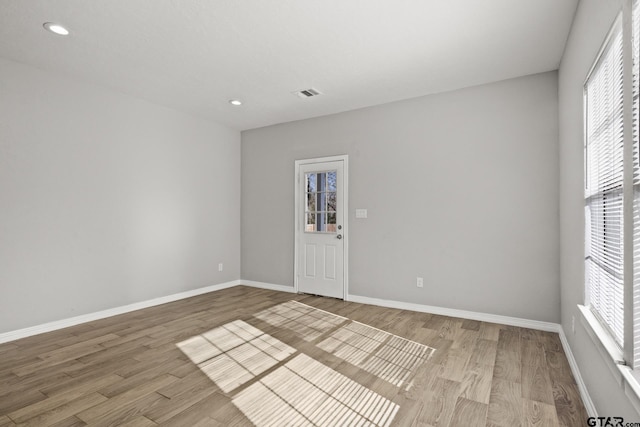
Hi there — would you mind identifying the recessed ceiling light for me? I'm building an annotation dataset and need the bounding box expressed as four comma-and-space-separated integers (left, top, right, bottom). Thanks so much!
43, 22, 69, 36
229, 99, 242, 106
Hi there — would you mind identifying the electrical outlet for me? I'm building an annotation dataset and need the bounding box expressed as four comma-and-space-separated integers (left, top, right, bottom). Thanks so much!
218, 263, 223, 272
572, 315, 575, 334
417, 277, 424, 288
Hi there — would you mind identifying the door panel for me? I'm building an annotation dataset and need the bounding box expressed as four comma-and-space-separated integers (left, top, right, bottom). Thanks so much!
305, 244, 316, 278
297, 159, 345, 299
325, 246, 336, 280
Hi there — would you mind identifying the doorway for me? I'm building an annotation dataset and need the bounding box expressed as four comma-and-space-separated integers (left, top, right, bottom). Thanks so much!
294, 156, 348, 299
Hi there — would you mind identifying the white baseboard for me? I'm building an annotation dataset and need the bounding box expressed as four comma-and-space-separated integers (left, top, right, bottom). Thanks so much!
347, 293, 560, 332
240, 280, 296, 293
0, 280, 241, 344
558, 326, 598, 417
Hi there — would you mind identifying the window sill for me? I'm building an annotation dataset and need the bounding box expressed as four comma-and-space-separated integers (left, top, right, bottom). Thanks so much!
578, 305, 640, 414
618, 365, 640, 414
577, 305, 624, 364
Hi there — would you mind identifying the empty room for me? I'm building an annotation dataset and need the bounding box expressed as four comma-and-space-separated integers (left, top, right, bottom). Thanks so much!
1, 0, 640, 426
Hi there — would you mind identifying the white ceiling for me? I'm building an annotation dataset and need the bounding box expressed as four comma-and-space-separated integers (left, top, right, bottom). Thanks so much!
0, 0, 578, 131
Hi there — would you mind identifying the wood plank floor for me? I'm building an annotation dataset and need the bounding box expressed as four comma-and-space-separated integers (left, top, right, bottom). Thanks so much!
0, 286, 588, 426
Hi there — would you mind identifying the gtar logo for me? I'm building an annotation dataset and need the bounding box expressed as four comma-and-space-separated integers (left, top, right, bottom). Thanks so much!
587, 417, 624, 427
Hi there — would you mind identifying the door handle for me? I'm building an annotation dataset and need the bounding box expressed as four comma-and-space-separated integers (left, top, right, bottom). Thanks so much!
337, 234, 342, 239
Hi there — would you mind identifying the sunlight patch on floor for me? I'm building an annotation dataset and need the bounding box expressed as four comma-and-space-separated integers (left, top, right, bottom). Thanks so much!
317, 321, 435, 388
177, 319, 295, 392
233, 354, 399, 427
254, 300, 347, 341
177, 301, 436, 426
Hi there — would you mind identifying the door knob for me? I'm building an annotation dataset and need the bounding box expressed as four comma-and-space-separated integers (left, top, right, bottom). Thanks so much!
337, 234, 342, 239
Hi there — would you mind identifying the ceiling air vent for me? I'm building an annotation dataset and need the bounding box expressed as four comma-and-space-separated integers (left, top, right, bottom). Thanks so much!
293, 88, 322, 99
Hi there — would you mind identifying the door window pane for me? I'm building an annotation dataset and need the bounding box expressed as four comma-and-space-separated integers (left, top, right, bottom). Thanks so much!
306, 193, 316, 212
327, 213, 336, 232
304, 170, 338, 233
306, 174, 316, 192
327, 171, 337, 191
317, 212, 326, 232
305, 213, 316, 232
327, 192, 336, 212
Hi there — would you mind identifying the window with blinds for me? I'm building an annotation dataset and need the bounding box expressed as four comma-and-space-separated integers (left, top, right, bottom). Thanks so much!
584, 21, 625, 347
633, 0, 640, 369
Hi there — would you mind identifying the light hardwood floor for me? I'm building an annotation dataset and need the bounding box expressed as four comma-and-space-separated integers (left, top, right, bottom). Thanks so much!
0, 286, 587, 426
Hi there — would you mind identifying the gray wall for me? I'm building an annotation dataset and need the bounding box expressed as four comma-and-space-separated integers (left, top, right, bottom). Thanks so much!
559, 0, 639, 418
0, 58, 241, 333
242, 71, 560, 322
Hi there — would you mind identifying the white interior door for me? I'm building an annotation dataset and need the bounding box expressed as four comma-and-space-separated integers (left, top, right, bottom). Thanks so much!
296, 158, 346, 299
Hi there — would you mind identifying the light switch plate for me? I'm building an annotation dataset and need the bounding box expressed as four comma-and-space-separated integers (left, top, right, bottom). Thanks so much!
355, 209, 368, 219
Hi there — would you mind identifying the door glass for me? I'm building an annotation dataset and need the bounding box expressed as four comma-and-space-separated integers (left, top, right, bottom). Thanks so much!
305, 171, 337, 233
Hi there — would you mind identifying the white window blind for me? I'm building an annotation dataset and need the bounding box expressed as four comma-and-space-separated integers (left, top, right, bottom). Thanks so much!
632, 0, 640, 369
585, 22, 625, 347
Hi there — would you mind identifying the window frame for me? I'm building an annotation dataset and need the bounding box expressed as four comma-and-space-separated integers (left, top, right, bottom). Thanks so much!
583, 12, 626, 352
581, 0, 638, 377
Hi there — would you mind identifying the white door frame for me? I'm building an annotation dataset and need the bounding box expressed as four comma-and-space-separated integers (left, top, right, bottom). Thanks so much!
294, 155, 349, 300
